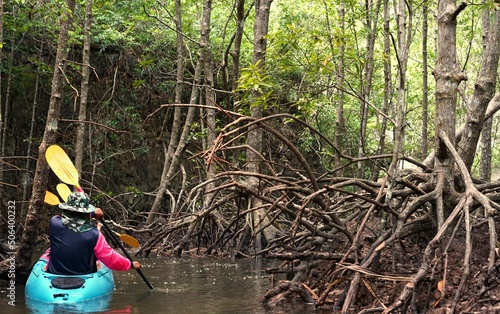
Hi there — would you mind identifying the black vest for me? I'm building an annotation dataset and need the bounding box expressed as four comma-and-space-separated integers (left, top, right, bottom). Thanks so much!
47, 215, 99, 275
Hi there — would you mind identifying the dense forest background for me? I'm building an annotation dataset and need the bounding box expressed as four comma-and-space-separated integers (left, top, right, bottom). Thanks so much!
2, 0, 500, 312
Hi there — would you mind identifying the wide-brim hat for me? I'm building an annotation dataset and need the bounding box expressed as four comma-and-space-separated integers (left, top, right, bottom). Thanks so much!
59, 191, 95, 213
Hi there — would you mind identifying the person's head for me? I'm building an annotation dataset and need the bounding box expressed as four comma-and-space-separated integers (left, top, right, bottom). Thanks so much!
59, 191, 95, 213
59, 191, 96, 232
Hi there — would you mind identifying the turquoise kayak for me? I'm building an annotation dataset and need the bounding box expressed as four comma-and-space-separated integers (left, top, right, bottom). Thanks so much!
25, 259, 115, 304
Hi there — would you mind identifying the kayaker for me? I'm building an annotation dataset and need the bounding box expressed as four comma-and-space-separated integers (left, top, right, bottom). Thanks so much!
41, 191, 141, 275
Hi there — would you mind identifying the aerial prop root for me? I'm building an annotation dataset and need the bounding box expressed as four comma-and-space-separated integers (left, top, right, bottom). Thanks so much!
382, 131, 497, 313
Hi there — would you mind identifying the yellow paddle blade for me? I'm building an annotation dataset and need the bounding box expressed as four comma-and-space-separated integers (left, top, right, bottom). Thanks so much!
44, 191, 61, 205
116, 233, 140, 248
46, 145, 81, 189
56, 183, 72, 202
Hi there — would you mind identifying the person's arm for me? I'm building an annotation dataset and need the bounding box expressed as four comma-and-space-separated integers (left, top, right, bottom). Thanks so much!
94, 232, 133, 271
93, 208, 141, 270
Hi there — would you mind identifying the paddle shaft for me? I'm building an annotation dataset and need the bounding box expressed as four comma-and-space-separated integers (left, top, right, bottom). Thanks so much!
100, 218, 154, 289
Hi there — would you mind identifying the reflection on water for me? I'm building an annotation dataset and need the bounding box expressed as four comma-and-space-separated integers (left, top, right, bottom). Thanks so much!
26, 295, 113, 314
0, 256, 324, 314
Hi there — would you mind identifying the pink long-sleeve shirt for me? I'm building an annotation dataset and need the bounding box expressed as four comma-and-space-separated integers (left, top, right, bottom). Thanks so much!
93, 232, 132, 271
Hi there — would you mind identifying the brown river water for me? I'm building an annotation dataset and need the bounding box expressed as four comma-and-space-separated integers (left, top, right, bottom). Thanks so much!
0, 256, 328, 314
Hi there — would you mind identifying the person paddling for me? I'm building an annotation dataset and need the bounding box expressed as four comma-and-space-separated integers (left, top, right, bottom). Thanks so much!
41, 191, 141, 275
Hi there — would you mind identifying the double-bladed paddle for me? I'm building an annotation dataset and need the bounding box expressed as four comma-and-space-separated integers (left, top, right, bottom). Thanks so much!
56, 183, 72, 202
44, 191, 61, 205
45, 145, 153, 289
45, 145, 83, 192
108, 231, 140, 249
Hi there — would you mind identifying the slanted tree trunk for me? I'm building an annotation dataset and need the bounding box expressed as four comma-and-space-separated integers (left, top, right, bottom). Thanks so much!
164, 0, 221, 254
146, 0, 189, 224
221, 0, 248, 105
0, 0, 76, 282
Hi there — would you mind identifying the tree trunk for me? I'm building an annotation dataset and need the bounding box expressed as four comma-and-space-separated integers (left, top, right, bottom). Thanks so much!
232, 0, 246, 91
421, 0, 429, 158
370, 0, 394, 271
248, 0, 273, 254
358, 0, 381, 178
1, 28, 13, 194
480, 116, 492, 182
75, 0, 93, 176
2, 29, 13, 168
333, 0, 346, 175
0, 0, 4, 243
372, 0, 392, 181
20, 41, 45, 223
200, 0, 217, 198
433, 1, 466, 169
0, 0, 76, 282
394, 0, 412, 165
457, 7, 500, 171
479, 7, 498, 183
432, 0, 467, 230
229, 0, 248, 176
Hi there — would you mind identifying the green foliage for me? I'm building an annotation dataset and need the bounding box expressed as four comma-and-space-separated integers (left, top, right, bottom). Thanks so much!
6, 0, 500, 187
91, 191, 113, 204
125, 186, 142, 196
234, 61, 279, 113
